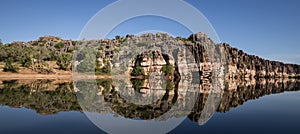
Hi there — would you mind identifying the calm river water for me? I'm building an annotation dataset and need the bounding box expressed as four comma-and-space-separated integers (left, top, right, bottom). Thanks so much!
0, 79, 299, 134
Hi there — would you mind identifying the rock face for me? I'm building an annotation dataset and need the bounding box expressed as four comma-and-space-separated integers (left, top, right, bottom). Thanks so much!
133, 50, 173, 76
2, 32, 299, 78
221, 43, 300, 78
116, 32, 299, 79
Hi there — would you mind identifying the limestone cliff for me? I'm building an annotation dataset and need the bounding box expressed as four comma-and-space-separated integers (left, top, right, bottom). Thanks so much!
221, 43, 300, 78
1, 32, 299, 78
118, 32, 300, 79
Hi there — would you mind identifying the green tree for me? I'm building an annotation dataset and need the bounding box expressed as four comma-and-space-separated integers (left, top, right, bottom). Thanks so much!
130, 78, 144, 91
115, 35, 121, 41
54, 42, 64, 49
165, 80, 173, 91
21, 55, 32, 67
77, 60, 94, 73
56, 53, 72, 70
3, 57, 19, 73
49, 51, 58, 61
76, 48, 97, 73
130, 66, 144, 76
0, 45, 7, 61
161, 64, 173, 75
19, 47, 34, 67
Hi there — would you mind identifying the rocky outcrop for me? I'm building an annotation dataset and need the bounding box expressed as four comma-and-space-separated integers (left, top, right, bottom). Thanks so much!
221, 43, 300, 78
2, 32, 299, 78
111, 32, 300, 79
132, 50, 173, 76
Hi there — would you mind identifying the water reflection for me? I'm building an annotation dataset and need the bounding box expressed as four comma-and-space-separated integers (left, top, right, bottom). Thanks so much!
0, 80, 81, 114
0, 78, 299, 124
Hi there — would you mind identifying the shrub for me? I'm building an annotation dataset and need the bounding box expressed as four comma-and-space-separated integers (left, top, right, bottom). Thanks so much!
98, 46, 104, 51
32, 41, 39, 46
56, 53, 72, 70
115, 35, 120, 41
95, 60, 111, 75
161, 64, 173, 75
131, 66, 144, 76
49, 51, 58, 61
76, 48, 97, 73
149, 51, 153, 57
21, 55, 32, 67
165, 81, 173, 91
3, 58, 19, 73
54, 42, 64, 49
136, 41, 150, 47
76, 59, 94, 73
131, 78, 144, 91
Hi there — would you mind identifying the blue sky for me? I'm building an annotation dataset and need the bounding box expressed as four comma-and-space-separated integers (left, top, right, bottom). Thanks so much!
0, 0, 299, 64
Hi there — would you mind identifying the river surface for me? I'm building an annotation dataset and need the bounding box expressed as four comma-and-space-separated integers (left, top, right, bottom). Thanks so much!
0, 79, 299, 134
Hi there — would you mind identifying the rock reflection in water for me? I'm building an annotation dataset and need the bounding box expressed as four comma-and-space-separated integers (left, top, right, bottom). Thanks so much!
0, 78, 299, 124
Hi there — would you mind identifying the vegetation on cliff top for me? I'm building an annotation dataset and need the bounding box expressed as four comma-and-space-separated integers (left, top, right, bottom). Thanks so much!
0, 36, 113, 74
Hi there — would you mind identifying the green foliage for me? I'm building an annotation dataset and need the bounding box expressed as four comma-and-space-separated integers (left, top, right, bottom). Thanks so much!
136, 41, 150, 47
95, 60, 111, 75
161, 64, 173, 75
115, 35, 121, 41
176, 36, 189, 42
96, 79, 112, 95
54, 42, 64, 49
149, 51, 153, 57
32, 41, 39, 46
56, 53, 72, 70
75, 51, 85, 61
31, 60, 53, 74
0, 80, 81, 114
114, 48, 120, 52
0, 39, 2, 45
3, 57, 19, 73
66, 47, 74, 53
20, 47, 35, 67
96, 51, 101, 58
35, 47, 51, 61
21, 55, 32, 67
165, 81, 173, 91
130, 78, 144, 91
0, 44, 22, 62
0, 45, 35, 67
75, 80, 99, 106
77, 60, 94, 73
0, 45, 7, 61
76, 48, 97, 73
72, 41, 77, 45
131, 66, 144, 76
49, 51, 58, 61
98, 46, 104, 51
